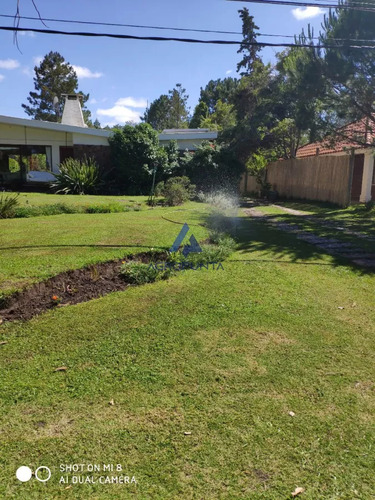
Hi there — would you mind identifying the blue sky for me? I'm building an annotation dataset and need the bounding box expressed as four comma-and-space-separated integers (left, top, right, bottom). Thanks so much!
0, 0, 328, 126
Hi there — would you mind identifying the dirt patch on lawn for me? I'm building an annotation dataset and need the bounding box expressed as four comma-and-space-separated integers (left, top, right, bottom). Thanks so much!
0, 251, 168, 323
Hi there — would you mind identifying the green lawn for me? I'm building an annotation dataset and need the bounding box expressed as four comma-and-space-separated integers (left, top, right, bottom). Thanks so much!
14, 192, 149, 208
0, 196, 374, 499
275, 200, 375, 227
255, 202, 375, 254
0, 200, 210, 296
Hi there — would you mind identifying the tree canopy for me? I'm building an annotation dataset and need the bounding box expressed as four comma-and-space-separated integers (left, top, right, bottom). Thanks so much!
109, 123, 173, 194
143, 84, 190, 131
199, 77, 239, 114
22, 51, 92, 125
290, 2, 375, 145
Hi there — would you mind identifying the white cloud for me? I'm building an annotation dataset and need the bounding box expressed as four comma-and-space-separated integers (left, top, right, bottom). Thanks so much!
90, 98, 98, 104
116, 97, 148, 108
0, 75, 4, 82
33, 55, 43, 66
96, 96, 147, 126
97, 105, 143, 126
18, 31, 36, 38
292, 6, 324, 20
0, 59, 20, 70
226, 70, 232, 75
72, 65, 103, 79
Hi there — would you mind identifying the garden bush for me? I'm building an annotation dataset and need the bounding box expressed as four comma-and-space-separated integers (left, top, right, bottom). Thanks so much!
13, 203, 77, 218
120, 261, 171, 285
109, 123, 170, 195
85, 203, 131, 214
182, 141, 243, 192
0, 192, 19, 219
167, 235, 236, 269
51, 156, 101, 195
156, 176, 196, 206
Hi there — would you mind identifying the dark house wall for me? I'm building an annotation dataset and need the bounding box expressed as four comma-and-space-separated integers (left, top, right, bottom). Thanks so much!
72, 145, 111, 171
351, 154, 364, 202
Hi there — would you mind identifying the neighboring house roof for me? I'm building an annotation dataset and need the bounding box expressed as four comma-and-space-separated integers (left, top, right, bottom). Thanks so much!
296, 117, 375, 158
0, 114, 111, 138
159, 128, 218, 141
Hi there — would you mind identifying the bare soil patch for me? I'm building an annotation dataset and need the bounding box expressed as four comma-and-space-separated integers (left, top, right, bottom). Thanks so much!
0, 251, 168, 323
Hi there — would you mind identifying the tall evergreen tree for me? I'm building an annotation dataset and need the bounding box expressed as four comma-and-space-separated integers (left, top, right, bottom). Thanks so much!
22, 51, 91, 124
167, 84, 190, 128
143, 84, 190, 130
142, 95, 171, 131
293, 2, 375, 144
199, 78, 239, 114
200, 100, 237, 132
189, 101, 209, 128
236, 8, 262, 76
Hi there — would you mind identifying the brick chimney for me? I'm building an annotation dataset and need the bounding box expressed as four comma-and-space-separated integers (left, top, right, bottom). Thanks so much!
61, 94, 87, 127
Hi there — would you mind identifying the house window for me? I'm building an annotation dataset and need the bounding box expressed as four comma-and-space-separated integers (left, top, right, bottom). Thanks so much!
0, 145, 52, 181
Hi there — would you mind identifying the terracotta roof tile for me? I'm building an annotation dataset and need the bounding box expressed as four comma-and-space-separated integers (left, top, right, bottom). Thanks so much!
296, 118, 375, 158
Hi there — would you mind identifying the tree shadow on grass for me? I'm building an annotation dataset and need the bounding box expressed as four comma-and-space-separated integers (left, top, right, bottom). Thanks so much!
206, 213, 375, 276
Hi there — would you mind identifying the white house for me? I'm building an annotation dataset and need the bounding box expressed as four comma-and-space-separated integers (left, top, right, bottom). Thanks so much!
159, 128, 218, 151
0, 96, 218, 187
0, 95, 110, 186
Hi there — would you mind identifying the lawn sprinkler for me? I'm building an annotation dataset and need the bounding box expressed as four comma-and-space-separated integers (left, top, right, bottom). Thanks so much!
147, 165, 157, 206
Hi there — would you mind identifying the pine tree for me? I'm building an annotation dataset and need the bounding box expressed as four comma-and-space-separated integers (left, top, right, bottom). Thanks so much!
143, 84, 190, 130
142, 95, 171, 131
189, 101, 209, 128
236, 8, 262, 76
22, 51, 91, 124
168, 84, 190, 128
199, 78, 239, 114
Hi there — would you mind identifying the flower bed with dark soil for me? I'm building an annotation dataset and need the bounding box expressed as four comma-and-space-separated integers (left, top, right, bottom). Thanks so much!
0, 251, 168, 323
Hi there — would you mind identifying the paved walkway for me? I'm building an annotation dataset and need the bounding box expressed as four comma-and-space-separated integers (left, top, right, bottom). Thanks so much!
271, 203, 375, 243
244, 204, 375, 269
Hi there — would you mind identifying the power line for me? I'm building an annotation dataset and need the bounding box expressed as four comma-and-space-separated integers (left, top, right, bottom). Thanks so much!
0, 13, 242, 36
227, 0, 375, 12
3, 12, 375, 44
4, 25, 375, 49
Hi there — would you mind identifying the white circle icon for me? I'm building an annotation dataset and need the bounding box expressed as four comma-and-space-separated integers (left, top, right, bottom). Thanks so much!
16, 466, 32, 482
35, 466, 51, 482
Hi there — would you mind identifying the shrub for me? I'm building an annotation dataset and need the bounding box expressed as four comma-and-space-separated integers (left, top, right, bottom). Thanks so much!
365, 200, 374, 211
109, 123, 169, 195
157, 176, 196, 206
246, 151, 271, 195
13, 203, 77, 218
0, 192, 19, 218
85, 203, 130, 214
154, 181, 165, 198
182, 141, 243, 191
52, 156, 101, 195
120, 261, 171, 285
168, 235, 236, 268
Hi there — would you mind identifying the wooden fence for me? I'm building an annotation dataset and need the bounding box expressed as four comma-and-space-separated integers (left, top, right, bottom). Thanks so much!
240, 154, 353, 207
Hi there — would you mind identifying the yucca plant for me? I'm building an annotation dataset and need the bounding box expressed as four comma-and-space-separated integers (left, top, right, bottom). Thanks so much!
0, 192, 19, 219
51, 156, 101, 195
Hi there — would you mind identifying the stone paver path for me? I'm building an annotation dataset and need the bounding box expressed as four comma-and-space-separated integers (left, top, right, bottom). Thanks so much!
244, 205, 375, 269
272, 203, 375, 243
